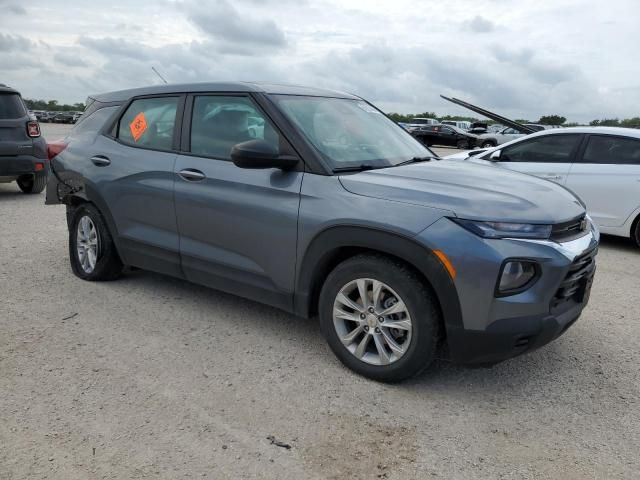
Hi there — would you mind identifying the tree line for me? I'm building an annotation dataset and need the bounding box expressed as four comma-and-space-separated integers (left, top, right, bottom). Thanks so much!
386, 112, 640, 129
23, 99, 86, 112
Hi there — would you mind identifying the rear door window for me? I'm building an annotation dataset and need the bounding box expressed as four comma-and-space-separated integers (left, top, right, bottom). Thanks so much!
580, 135, 640, 165
0, 93, 26, 119
501, 134, 581, 163
117, 97, 179, 151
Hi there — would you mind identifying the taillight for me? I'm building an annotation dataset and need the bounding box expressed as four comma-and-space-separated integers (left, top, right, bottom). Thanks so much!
27, 121, 41, 137
47, 140, 68, 161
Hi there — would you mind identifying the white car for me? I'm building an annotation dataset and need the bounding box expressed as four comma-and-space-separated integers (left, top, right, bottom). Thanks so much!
475, 124, 556, 148
442, 127, 640, 245
441, 120, 472, 130
476, 126, 528, 148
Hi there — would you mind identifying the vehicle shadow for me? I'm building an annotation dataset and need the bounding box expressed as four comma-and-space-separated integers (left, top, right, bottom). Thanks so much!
118, 268, 322, 340
598, 233, 637, 252
0, 183, 23, 198
114, 267, 610, 396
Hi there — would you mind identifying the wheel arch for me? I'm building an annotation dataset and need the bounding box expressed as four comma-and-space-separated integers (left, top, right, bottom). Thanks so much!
630, 210, 640, 245
294, 226, 464, 332
63, 187, 121, 253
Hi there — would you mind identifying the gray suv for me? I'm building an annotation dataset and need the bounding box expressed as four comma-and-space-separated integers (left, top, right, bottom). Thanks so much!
0, 84, 48, 193
46, 82, 599, 381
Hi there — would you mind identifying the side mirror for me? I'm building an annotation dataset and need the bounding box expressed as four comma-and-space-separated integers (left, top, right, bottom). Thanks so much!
231, 139, 298, 170
489, 150, 501, 161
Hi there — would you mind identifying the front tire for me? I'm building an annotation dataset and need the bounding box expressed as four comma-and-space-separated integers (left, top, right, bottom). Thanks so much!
319, 254, 441, 382
17, 173, 47, 194
481, 141, 496, 149
69, 204, 123, 281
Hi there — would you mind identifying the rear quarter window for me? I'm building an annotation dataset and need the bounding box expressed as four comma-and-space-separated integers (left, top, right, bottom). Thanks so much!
71, 106, 119, 140
0, 93, 26, 119
117, 97, 179, 151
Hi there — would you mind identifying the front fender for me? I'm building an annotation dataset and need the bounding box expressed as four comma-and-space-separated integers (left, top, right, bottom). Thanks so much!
293, 225, 463, 334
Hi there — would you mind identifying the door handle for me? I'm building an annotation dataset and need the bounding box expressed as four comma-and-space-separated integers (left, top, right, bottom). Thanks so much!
90, 155, 111, 167
179, 168, 206, 182
541, 174, 562, 180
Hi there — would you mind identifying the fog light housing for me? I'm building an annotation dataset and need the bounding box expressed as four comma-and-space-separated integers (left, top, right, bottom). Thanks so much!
496, 260, 538, 296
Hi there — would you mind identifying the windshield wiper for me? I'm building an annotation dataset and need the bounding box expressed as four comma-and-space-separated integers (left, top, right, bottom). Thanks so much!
332, 163, 380, 173
395, 155, 436, 166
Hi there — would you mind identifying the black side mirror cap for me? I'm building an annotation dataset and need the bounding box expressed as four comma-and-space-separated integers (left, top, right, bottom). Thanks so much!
231, 139, 299, 170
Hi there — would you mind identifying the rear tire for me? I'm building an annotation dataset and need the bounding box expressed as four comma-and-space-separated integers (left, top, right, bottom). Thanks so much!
633, 216, 640, 247
318, 254, 441, 382
69, 204, 123, 281
17, 173, 47, 194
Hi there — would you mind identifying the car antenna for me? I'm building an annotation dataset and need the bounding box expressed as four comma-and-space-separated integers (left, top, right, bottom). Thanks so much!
151, 66, 168, 84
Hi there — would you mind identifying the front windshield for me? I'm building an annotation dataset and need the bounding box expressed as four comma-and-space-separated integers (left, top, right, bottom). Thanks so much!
271, 95, 434, 169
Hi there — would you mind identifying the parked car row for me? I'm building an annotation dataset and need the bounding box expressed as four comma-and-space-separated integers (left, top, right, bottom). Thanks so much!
29, 110, 83, 123
408, 121, 563, 149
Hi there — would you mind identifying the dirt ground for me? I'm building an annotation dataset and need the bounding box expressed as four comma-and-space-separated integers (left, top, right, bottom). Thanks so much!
0, 125, 638, 479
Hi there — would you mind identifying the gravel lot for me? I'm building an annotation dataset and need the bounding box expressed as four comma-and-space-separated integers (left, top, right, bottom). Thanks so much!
0, 124, 639, 479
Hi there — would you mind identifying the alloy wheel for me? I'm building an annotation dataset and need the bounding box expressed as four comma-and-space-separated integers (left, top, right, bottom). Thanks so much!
76, 216, 99, 273
332, 278, 413, 366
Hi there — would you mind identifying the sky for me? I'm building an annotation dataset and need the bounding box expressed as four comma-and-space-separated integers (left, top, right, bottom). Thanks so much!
1, 0, 639, 122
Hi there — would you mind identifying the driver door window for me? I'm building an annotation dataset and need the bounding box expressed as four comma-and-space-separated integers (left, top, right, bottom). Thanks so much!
501, 134, 580, 163
189, 96, 280, 160
496, 134, 581, 184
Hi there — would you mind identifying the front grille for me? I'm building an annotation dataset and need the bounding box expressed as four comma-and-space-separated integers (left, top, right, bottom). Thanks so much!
552, 247, 597, 309
550, 215, 587, 242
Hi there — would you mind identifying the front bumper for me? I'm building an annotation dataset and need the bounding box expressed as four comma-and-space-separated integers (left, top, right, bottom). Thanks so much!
419, 217, 599, 365
446, 290, 591, 364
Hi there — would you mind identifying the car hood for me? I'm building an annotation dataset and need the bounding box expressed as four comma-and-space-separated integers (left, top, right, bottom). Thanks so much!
339, 161, 585, 224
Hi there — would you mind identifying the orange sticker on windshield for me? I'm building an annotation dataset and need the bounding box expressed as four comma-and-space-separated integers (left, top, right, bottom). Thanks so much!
129, 112, 148, 142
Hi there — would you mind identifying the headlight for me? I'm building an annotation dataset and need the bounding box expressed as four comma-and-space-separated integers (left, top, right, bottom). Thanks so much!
496, 261, 539, 295
451, 218, 552, 239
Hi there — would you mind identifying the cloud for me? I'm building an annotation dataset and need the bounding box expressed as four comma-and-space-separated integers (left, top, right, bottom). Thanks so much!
79, 36, 151, 61
0, 33, 34, 52
2, 0, 640, 122
186, 0, 287, 51
7, 4, 26, 14
0, 53, 40, 71
462, 15, 496, 33
54, 53, 88, 68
